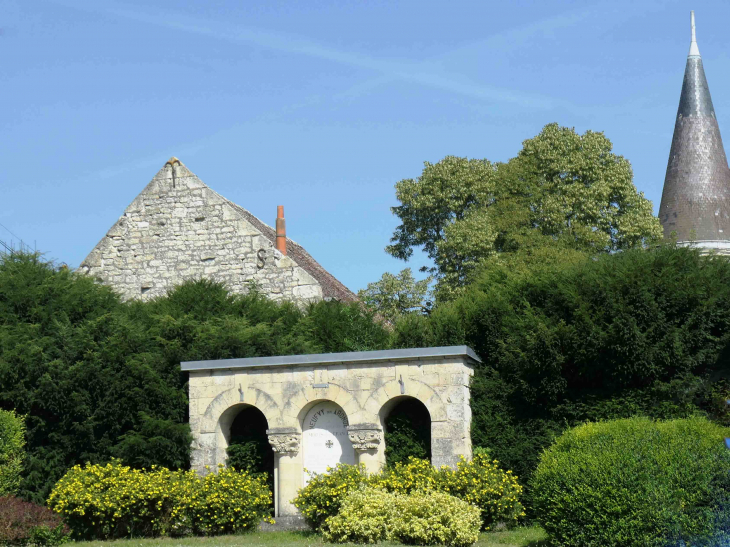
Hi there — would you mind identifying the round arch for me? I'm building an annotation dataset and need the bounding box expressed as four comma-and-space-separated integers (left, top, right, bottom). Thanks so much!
363, 379, 447, 423
379, 396, 431, 465
198, 386, 281, 472
299, 399, 355, 484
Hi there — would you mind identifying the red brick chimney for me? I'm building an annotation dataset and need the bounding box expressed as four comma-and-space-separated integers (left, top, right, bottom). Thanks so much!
276, 205, 287, 255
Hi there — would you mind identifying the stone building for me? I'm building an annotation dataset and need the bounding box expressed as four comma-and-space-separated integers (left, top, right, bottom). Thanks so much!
79, 157, 355, 303
182, 346, 478, 517
659, 12, 730, 254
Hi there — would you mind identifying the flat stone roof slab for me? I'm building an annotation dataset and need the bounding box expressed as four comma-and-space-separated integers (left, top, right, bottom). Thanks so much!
181, 345, 480, 372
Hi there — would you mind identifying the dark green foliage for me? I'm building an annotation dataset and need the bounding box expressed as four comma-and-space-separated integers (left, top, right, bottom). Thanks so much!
384, 398, 431, 466
226, 406, 274, 493
0, 252, 388, 502
393, 245, 730, 484
531, 417, 730, 547
112, 413, 192, 470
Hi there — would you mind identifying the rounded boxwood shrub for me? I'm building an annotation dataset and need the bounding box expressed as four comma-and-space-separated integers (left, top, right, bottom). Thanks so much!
530, 416, 730, 547
48, 460, 272, 540
322, 487, 480, 547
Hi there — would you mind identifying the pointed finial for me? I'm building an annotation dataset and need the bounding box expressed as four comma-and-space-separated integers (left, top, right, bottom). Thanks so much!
689, 11, 700, 57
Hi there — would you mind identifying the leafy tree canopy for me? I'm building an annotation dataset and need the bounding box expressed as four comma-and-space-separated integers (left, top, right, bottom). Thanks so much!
357, 268, 432, 322
387, 123, 662, 297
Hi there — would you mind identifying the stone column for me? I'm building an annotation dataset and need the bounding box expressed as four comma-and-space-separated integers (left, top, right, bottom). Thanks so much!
267, 427, 302, 517
347, 424, 383, 474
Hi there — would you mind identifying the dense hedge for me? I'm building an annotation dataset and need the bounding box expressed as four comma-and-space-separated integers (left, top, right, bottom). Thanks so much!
0, 253, 388, 502
531, 416, 730, 547
392, 245, 730, 487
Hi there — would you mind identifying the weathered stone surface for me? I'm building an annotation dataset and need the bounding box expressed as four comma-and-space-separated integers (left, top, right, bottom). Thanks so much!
347, 424, 382, 451
78, 158, 355, 305
267, 428, 301, 455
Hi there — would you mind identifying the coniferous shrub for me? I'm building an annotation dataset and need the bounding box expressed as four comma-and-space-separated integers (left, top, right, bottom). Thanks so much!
0, 496, 69, 546
530, 416, 730, 547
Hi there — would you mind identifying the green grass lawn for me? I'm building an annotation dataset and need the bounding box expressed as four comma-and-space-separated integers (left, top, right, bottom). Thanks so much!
72, 526, 547, 547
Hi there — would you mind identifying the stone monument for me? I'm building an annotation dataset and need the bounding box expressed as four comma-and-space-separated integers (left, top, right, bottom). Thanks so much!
182, 346, 478, 517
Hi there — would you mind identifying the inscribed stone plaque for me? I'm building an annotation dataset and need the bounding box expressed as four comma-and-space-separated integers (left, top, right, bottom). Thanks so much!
302, 401, 355, 485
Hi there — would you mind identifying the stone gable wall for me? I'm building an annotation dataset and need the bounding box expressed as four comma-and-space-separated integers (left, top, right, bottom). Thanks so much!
79, 162, 322, 303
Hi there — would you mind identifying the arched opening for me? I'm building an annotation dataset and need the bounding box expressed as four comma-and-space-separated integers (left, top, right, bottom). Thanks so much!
300, 400, 355, 485
225, 405, 274, 488
381, 396, 431, 466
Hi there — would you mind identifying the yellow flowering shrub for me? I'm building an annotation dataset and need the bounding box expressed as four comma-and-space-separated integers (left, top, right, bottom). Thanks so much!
292, 463, 368, 530
47, 460, 272, 540
440, 454, 525, 530
322, 487, 480, 547
369, 456, 442, 494
178, 465, 273, 536
295, 456, 524, 533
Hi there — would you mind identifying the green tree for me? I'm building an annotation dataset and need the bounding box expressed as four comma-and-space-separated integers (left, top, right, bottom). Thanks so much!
387, 123, 662, 297
0, 409, 25, 496
357, 268, 432, 322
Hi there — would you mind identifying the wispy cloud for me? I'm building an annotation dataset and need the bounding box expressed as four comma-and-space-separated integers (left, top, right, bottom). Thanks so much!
49, 0, 571, 110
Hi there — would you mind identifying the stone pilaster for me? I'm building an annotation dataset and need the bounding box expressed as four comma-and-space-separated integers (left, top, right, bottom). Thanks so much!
267, 428, 302, 517
267, 428, 301, 455
347, 423, 383, 473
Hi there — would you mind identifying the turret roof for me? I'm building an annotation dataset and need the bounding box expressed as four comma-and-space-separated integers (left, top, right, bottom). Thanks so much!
659, 11, 730, 244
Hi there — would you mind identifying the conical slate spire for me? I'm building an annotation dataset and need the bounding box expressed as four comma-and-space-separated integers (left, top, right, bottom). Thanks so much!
659, 11, 730, 245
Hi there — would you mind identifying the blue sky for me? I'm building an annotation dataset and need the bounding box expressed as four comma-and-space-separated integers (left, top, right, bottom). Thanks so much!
1, 0, 726, 293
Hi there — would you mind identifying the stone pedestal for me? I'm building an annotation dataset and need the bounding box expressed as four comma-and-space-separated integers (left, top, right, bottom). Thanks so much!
347, 424, 383, 473
267, 428, 302, 517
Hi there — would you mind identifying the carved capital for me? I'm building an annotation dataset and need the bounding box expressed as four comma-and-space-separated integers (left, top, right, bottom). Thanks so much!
266, 427, 300, 455
347, 424, 382, 451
